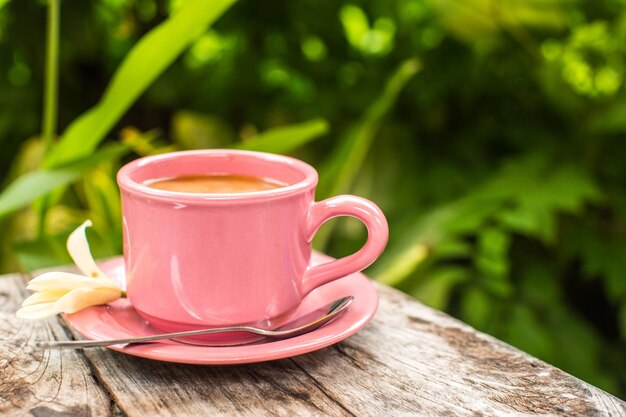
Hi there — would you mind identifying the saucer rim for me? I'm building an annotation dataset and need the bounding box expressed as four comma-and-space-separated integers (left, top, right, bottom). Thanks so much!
64, 253, 379, 365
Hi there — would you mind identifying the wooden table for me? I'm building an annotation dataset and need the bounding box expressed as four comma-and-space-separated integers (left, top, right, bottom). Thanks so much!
1, 269, 625, 417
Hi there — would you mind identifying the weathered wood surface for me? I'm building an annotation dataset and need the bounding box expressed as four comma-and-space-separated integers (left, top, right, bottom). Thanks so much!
1, 270, 625, 417
0, 274, 111, 417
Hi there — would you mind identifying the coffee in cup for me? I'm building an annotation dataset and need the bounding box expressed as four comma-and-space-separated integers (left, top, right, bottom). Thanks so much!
145, 174, 286, 194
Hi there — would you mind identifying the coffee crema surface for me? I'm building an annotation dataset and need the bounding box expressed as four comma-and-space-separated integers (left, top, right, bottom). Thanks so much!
145, 174, 286, 194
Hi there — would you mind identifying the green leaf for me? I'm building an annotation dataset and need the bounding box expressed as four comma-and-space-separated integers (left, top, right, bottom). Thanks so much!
121, 128, 175, 156
410, 267, 468, 310
43, 0, 237, 168
460, 286, 493, 329
431, 237, 472, 260
13, 224, 118, 272
505, 304, 554, 360
314, 58, 420, 249
13, 234, 72, 272
475, 226, 512, 296
494, 163, 601, 243
172, 111, 236, 149
370, 198, 498, 285
0, 144, 130, 218
430, 0, 565, 45
566, 226, 626, 302
234, 118, 329, 154
317, 58, 420, 199
620, 304, 626, 341
340, 4, 370, 49
375, 241, 429, 286
4, 136, 46, 180
371, 155, 600, 288
82, 166, 123, 252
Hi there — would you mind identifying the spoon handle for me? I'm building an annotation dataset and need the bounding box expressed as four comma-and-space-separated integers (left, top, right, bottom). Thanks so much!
39, 325, 267, 349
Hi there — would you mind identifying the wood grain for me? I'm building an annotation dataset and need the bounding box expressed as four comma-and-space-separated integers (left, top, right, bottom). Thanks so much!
0, 274, 111, 417
68, 283, 626, 417
2, 268, 625, 416
291, 286, 626, 416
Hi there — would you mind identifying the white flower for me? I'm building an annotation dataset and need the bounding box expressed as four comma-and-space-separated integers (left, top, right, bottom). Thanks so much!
16, 220, 123, 319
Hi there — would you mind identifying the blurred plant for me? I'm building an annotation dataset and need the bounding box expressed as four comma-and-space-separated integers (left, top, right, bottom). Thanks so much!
1, 0, 625, 399
542, 22, 624, 99
340, 4, 396, 57
0, 0, 332, 271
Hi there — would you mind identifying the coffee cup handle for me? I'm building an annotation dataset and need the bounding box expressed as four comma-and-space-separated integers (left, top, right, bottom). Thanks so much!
301, 195, 389, 295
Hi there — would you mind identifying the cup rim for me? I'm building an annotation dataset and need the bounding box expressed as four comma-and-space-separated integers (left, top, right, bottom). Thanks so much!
117, 149, 319, 203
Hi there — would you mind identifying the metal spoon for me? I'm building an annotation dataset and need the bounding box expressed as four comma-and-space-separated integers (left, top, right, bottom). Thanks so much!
37, 296, 354, 349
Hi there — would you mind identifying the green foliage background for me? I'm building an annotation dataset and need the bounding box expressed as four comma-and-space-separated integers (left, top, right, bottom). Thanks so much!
1, 0, 625, 397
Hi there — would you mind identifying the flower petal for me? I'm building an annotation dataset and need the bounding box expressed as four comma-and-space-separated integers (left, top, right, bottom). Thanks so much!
67, 220, 106, 278
53, 287, 122, 314
15, 302, 57, 320
26, 271, 121, 292
21, 289, 68, 306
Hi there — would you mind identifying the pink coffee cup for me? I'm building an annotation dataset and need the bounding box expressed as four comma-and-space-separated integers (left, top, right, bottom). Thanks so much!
117, 150, 388, 339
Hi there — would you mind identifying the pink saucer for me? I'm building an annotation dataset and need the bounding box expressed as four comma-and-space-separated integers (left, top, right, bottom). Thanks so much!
64, 252, 379, 365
